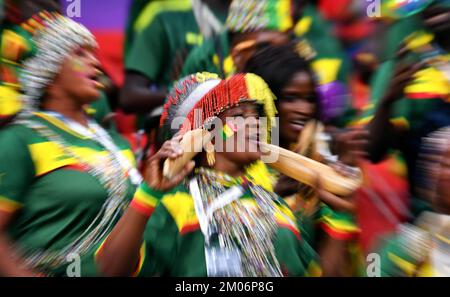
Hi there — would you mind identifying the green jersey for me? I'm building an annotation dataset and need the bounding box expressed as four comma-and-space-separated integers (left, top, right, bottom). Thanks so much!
183, 3, 350, 82
181, 30, 232, 78
181, 4, 353, 125
134, 162, 321, 277
0, 22, 35, 118
125, 0, 227, 88
124, 0, 155, 56
0, 112, 137, 276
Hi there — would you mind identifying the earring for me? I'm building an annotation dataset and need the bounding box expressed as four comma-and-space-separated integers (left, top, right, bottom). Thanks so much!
205, 141, 216, 167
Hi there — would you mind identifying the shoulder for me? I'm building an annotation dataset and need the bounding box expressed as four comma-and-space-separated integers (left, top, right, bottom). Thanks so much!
108, 129, 132, 150
134, 0, 193, 34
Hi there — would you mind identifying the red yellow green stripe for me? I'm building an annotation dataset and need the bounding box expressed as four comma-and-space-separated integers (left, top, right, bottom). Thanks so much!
130, 183, 164, 217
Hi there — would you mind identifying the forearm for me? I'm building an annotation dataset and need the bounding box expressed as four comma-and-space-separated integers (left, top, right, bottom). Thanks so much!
96, 183, 163, 276
318, 190, 356, 213
368, 100, 395, 163
0, 234, 37, 277
96, 208, 149, 277
119, 86, 166, 114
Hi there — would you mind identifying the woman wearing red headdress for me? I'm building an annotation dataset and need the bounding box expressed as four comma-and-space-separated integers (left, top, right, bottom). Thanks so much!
95, 72, 321, 277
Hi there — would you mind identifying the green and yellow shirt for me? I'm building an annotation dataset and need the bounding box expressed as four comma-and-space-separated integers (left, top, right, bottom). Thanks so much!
181, 4, 353, 125
125, 0, 227, 88
293, 3, 350, 86
135, 162, 321, 277
182, 3, 350, 84
181, 30, 233, 79
0, 112, 136, 276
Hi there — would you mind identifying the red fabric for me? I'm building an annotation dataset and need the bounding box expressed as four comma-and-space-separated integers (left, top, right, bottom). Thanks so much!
356, 160, 409, 252
92, 31, 139, 139
318, 0, 353, 20
92, 30, 125, 86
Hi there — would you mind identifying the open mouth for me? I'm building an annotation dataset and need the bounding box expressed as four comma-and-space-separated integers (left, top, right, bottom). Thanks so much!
88, 70, 104, 89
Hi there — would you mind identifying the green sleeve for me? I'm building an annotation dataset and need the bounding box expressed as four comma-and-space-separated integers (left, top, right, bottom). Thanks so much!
125, 15, 169, 83
366, 59, 442, 131
138, 202, 180, 276
0, 125, 35, 211
124, 0, 154, 56
274, 198, 321, 276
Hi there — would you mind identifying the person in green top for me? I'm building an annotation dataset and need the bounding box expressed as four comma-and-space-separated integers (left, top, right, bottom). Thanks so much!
181, 0, 353, 126
375, 126, 450, 277
124, 0, 156, 55
243, 44, 366, 276
95, 72, 321, 277
181, 0, 295, 80
0, 15, 151, 277
365, 0, 450, 217
121, 0, 230, 115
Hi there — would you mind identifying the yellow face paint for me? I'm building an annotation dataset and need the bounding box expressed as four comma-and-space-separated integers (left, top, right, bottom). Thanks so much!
71, 57, 85, 74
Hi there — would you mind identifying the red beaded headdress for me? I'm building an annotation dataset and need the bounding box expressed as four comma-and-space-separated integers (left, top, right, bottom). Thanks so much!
180, 73, 277, 135
160, 73, 277, 141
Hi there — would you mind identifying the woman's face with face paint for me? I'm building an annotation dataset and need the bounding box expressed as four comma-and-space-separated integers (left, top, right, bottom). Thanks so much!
51, 46, 103, 105
214, 101, 262, 166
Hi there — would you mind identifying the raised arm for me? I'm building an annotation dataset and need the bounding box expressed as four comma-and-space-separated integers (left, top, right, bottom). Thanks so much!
96, 137, 195, 276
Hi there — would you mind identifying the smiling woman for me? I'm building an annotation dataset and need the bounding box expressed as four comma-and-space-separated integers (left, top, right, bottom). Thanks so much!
244, 44, 364, 276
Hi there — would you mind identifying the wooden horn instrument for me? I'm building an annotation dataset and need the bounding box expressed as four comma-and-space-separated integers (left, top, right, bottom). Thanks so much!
162, 129, 362, 197
259, 142, 362, 197
163, 129, 212, 179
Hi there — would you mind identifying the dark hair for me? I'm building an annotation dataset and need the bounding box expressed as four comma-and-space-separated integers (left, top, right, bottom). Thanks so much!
243, 43, 318, 105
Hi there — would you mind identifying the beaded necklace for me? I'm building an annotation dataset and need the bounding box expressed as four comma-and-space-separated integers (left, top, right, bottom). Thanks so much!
189, 167, 283, 277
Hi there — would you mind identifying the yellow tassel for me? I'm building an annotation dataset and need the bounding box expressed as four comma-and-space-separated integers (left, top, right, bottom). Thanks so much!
244, 73, 278, 141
